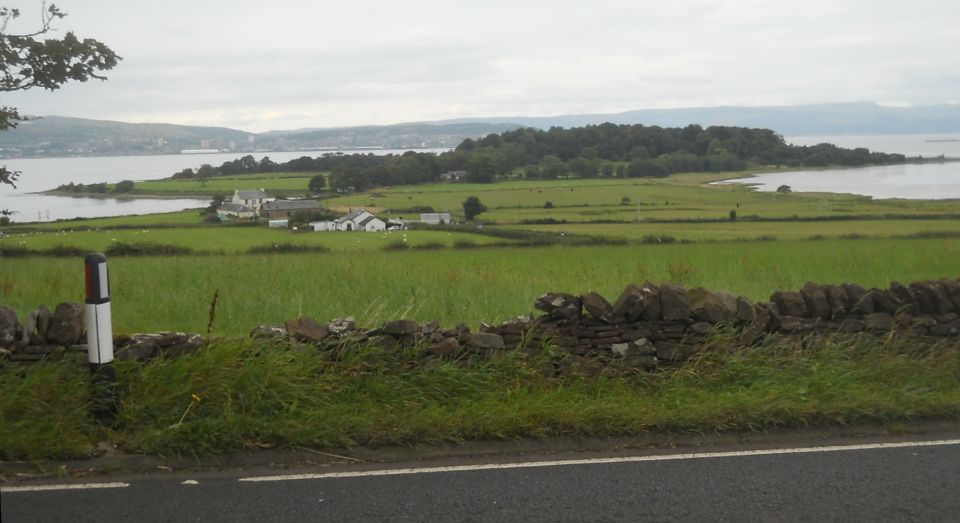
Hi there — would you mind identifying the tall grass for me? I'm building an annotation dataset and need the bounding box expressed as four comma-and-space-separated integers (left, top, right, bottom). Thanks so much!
2, 333, 959, 460
1, 238, 957, 335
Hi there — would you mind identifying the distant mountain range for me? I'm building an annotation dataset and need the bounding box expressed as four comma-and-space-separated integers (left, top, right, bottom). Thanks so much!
428, 102, 960, 136
0, 102, 957, 159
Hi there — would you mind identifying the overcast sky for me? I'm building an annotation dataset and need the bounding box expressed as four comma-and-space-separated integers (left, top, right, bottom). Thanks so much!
3, 0, 958, 132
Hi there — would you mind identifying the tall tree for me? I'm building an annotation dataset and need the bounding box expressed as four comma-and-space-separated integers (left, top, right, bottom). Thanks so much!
1, 3, 120, 215
462, 196, 487, 221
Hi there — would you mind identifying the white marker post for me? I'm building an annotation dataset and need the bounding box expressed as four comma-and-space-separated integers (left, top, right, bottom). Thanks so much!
85, 253, 119, 426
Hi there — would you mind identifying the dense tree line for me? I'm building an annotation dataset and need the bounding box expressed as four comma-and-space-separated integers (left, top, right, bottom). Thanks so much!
168, 124, 908, 192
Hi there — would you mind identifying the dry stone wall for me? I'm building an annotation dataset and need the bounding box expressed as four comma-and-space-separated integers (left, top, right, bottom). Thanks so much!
0, 303, 202, 364
2, 278, 958, 366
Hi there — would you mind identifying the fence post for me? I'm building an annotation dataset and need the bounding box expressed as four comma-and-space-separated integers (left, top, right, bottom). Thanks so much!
85, 252, 119, 426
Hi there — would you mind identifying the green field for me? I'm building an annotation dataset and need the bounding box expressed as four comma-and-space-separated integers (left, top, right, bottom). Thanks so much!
4, 170, 960, 462
505, 220, 960, 242
327, 172, 960, 223
4, 168, 960, 335
126, 171, 318, 196
2, 239, 957, 336
0, 227, 512, 254
16, 210, 208, 230
3, 331, 960, 460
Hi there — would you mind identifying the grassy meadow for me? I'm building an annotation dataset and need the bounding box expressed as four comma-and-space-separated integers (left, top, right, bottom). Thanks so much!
327, 172, 960, 222
125, 171, 316, 196
4, 168, 960, 461
505, 220, 960, 242
2, 238, 958, 335
3, 168, 960, 335
0, 226, 514, 254
3, 333, 960, 459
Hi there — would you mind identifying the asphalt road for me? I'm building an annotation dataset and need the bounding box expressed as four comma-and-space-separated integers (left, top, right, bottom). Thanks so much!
3, 438, 959, 522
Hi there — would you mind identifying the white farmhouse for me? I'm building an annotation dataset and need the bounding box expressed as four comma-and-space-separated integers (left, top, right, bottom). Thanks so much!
337, 209, 386, 232
231, 189, 268, 214
216, 203, 256, 220
317, 209, 387, 232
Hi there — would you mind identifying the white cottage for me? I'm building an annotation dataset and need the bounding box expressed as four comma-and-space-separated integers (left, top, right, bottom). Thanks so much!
216, 203, 256, 220
231, 189, 268, 214
334, 209, 385, 232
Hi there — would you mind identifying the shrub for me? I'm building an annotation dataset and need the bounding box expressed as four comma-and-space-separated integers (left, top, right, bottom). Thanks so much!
105, 242, 193, 256
640, 235, 677, 244
382, 241, 410, 251
246, 243, 330, 254
412, 242, 445, 250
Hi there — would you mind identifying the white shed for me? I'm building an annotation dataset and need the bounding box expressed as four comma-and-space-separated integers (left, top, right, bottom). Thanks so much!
310, 221, 337, 232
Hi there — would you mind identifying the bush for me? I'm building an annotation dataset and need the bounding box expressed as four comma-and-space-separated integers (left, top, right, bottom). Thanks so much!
114, 180, 135, 193
640, 235, 677, 244
452, 240, 478, 249
105, 242, 193, 256
390, 206, 435, 213
412, 242, 445, 250
246, 243, 331, 254
45, 244, 86, 257
382, 241, 410, 251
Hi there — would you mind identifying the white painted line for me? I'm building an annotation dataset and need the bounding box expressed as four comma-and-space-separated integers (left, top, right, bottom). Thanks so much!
239, 438, 960, 483
1, 482, 130, 493
181, 480, 199, 485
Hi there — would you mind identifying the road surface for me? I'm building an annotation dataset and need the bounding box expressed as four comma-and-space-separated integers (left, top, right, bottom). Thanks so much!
3, 437, 959, 522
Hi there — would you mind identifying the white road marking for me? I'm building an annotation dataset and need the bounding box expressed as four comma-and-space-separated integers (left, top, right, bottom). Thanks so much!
181, 480, 199, 485
1, 482, 130, 493
239, 438, 960, 483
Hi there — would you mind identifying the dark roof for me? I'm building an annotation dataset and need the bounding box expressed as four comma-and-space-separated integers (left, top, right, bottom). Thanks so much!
341, 209, 369, 221
357, 215, 382, 226
262, 200, 320, 211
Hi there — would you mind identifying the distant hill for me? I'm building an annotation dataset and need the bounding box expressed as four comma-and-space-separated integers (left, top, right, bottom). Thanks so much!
270, 122, 522, 150
1, 102, 957, 159
428, 102, 960, 136
0, 116, 255, 158
0, 117, 522, 159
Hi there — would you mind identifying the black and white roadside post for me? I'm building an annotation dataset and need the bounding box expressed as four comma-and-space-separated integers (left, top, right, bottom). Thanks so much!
85, 252, 120, 426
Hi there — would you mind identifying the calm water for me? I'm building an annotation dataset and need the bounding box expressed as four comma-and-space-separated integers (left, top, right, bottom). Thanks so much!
717, 162, 960, 200
0, 148, 448, 222
2, 136, 959, 222
785, 133, 960, 158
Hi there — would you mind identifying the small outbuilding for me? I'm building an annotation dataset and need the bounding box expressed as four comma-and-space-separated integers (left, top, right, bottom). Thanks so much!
261, 199, 321, 219
420, 212, 453, 225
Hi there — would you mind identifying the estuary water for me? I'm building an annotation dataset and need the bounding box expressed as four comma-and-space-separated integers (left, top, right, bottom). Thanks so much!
0, 148, 447, 222
2, 135, 959, 222
716, 134, 960, 200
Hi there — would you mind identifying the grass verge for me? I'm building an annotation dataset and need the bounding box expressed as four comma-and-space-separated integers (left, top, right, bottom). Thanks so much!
2, 332, 959, 460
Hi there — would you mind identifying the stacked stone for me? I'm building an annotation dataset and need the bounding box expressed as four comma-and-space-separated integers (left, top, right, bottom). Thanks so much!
5, 277, 958, 367
0, 302, 203, 364
261, 316, 487, 358
113, 332, 205, 362
768, 279, 960, 337
0, 303, 87, 363
509, 283, 764, 367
